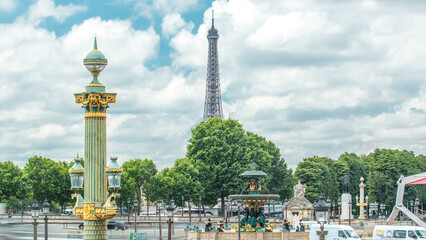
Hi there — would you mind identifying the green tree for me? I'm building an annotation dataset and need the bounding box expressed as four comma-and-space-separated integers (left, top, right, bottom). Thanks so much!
337, 153, 366, 197
151, 158, 203, 206
122, 158, 157, 215
186, 118, 293, 216
24, 156, 72, 210
0, 161, 30, 202
294, 156, 339, 203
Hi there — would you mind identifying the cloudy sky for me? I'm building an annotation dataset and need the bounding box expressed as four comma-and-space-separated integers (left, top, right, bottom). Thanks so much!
1, 0, 426, 170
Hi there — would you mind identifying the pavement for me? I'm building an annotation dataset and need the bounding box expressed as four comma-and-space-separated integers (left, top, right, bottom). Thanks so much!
0, 217, 205, 240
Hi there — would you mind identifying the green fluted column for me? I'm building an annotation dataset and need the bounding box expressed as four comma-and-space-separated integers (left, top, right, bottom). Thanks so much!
83, 114, 107, 240
74, 38, 117, 240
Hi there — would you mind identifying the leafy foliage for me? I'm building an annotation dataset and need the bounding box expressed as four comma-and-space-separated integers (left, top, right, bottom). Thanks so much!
121, 158, 157, 215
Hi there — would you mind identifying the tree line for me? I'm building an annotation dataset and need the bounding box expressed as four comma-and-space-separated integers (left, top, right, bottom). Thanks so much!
294, 150, 426, 214
0, 118, 424, 215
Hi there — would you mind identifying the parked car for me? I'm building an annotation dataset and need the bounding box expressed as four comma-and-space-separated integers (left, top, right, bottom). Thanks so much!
373, 225, 426, 240
309, 224, 361, 240
79, 221, 127, 231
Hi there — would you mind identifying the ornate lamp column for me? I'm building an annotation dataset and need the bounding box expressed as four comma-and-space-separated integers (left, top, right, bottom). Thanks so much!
356, 177, 367, 220
70, 38, 120, 240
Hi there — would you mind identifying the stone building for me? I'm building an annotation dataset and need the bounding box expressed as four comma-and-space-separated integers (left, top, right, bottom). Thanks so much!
284, 180, 314, 225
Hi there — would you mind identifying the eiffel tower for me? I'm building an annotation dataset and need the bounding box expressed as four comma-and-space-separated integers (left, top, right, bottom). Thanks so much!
203, 11, 224, 121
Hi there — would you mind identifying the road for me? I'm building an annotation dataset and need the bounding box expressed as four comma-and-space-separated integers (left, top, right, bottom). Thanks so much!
0, 220, 205, 240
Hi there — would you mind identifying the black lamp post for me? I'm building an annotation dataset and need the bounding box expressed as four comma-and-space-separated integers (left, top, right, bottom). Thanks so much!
188, 199, 192, 225
237, 199, 242, 240
133, 198, 138, 233
366, 195, 369, 220
166, 200, 175, 240
127, 198, 131, 227
225, 199, 230, 225
380, 203, 386, 219
181, 196, 184, 217
170, 198, 175, 236
284, 199, 288, 220
338, 198, 341, 225
198, 195, 202, 222
326, 198, 331, 223
332, 201, 336, 222
31, 199, 40, 240
410, 200, 414, 213
348, 197, 352, 226
42, 199, 49, 240
415, 198, 420, 216
157, 199, 162, 240
314, 196, 330, 240
272, 201, 275, 220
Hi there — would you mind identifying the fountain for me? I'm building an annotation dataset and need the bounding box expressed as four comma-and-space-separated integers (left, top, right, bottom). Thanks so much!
185, 162, 310, 240
228, 162, 280, 232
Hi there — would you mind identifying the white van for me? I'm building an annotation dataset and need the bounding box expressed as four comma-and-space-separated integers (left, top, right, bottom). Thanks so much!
309, 224, 361, 240
373, 225, 426, 240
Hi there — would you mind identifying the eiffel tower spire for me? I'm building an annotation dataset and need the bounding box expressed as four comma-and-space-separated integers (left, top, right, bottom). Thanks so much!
203, 10, 224, 121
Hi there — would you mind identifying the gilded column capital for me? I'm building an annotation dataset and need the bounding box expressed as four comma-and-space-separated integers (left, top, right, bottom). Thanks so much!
75, 92, 116, 118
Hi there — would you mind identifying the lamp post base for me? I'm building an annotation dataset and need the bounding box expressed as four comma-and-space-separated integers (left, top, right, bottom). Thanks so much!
32, 219, 39, 240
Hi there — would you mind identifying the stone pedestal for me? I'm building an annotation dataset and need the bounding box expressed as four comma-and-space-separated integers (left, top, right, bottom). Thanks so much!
341, 193, 353, 220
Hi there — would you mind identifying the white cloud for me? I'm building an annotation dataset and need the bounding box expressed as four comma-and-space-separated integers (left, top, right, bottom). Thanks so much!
168, 0, 426, 169
135, 0, 198, 19
0, 0, 16, 12
161, 13, 194, 37
27, 0, 87, 25
3, 0, 426, 172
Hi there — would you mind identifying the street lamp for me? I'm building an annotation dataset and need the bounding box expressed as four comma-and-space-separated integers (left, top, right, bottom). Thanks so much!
157, 200, 163, 240
315, 196, 330, 240
332, 201, 336, 222
133, 198, 138, 233
198, 195, 202, 222
237, 199, 242, 240
181, 196, 184, 217
170, 198, 175, 236
188, 199, 193, 225
225, 198, 230, 225
166, 200, 175, 240
284, 199, 289, 220
349, 197, 352, 226
410, 200, 414, 213
273, 201, 275, 220
106, 157, 122, 191
326, 198, 332, 223
42, 199, 49, 240
70, 39, 121, 240
366, 195, 369, 220
127, 198, 131, 227
69, 154, 84, 191
338, 198, 341, 225
31, 199, 39, 240
415, 198, 420, 216
380, 203, 386, 219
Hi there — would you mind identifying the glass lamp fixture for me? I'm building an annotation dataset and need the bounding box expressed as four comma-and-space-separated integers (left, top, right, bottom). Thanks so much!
166, 200, 175, 218
106, 157, 122, 190
83, 37, 108, 78
31, 200, 39, 219
42, 199, 49, 215
69, 154, 84, 190
315, 195, 330, 224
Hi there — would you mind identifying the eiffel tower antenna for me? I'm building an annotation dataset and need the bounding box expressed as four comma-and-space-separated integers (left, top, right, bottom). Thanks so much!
203, 10, 224, 121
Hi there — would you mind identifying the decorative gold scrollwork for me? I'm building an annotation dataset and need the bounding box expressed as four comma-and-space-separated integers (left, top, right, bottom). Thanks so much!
74, 92, 116, 111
